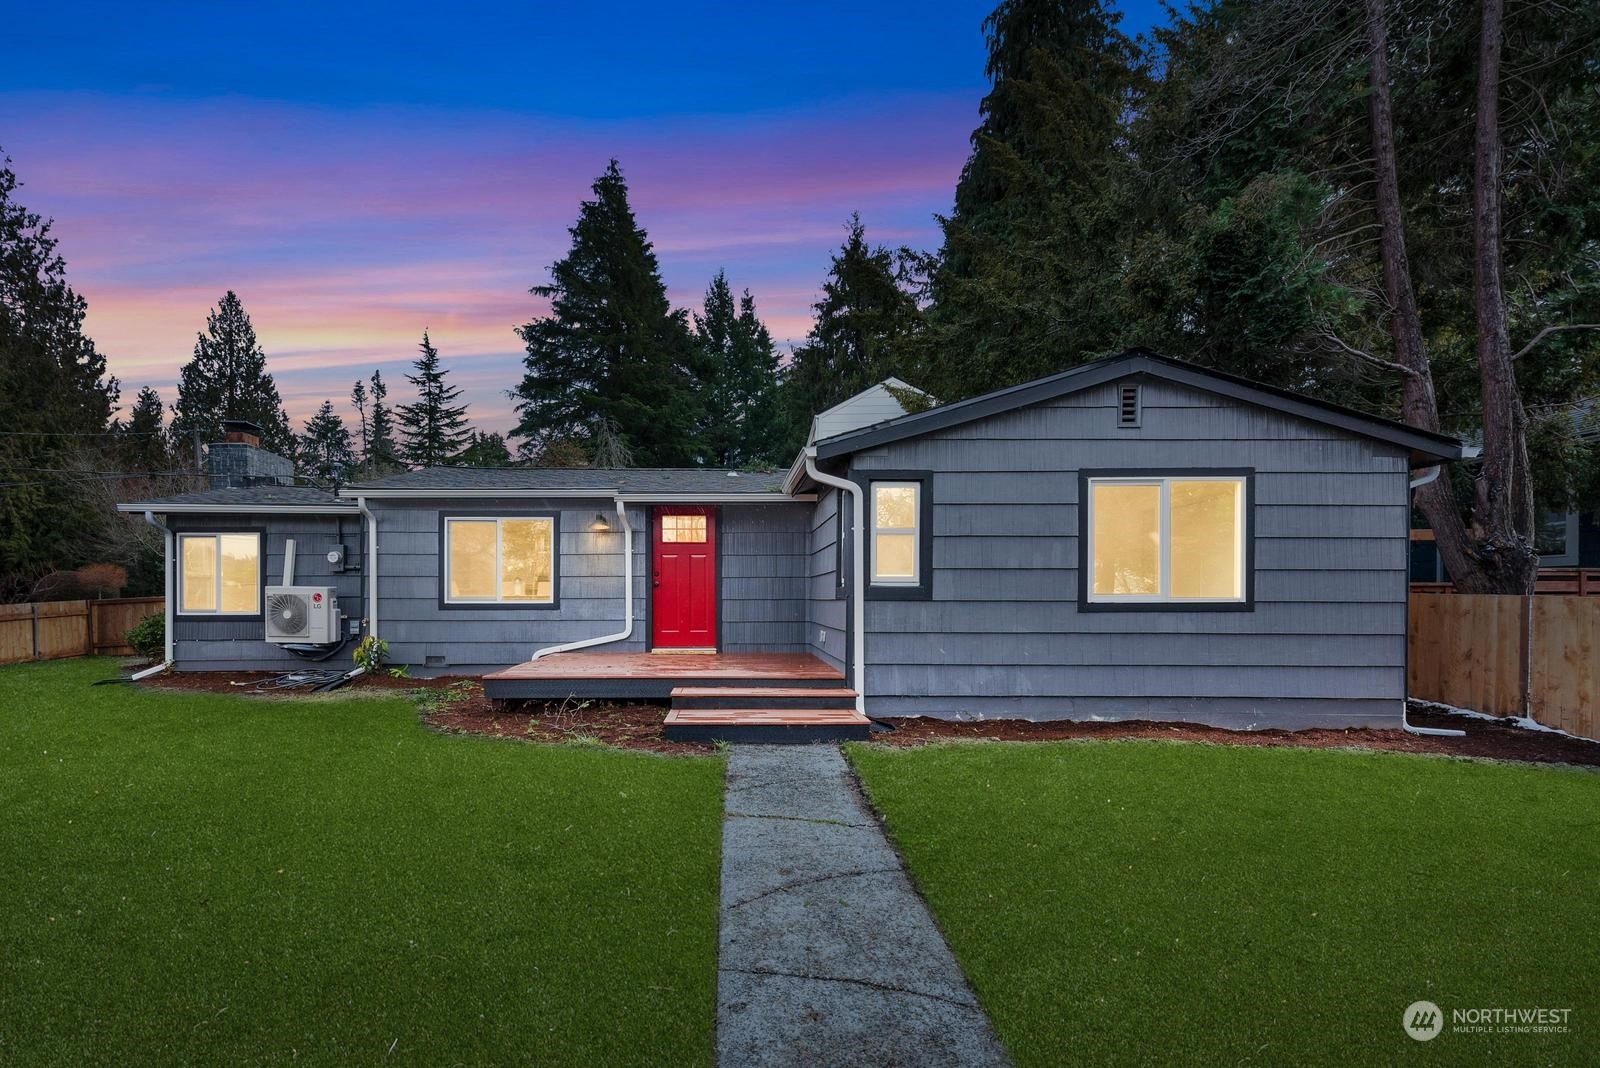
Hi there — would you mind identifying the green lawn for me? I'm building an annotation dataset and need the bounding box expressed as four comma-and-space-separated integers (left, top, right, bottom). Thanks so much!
849, 739, 1600, 1067
0, 659, 724, 1067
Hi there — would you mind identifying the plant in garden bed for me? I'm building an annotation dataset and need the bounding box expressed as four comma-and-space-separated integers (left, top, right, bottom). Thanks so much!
124, 613, 163, 662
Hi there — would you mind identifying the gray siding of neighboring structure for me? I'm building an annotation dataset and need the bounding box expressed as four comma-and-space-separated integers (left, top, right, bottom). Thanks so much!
846, 377, 1412, 729
170, 515, 364, 671
807, 489, 847, 672
372, 498, 809, 673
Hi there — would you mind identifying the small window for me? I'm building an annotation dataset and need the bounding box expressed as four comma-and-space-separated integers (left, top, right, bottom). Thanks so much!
871, 482, 920, 586
660, 514, 707, 543
1118, 383, 1141, 427
445, 517, 555, 604
178, 532, 261, 615
1087, 476, 1246, 604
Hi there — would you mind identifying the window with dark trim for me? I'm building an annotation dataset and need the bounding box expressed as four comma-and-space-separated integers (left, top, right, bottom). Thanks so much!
855, 471, 933, 600
1080, 470, 1253, 612
443, 515, 557, 605
177, 532, 262, 615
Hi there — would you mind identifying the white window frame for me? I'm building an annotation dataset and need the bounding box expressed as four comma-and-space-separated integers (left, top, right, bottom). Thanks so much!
444, 516, 556, 605
870, 481, 921, 587
177, 532, 262, 616
1086, 475, 1247, 604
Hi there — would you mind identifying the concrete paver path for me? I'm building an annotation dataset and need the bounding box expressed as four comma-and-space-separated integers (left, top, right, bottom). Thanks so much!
717, 744, 1011, 1068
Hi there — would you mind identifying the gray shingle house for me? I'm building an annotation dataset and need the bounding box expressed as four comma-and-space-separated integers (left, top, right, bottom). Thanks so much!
120, 351, 1462, 734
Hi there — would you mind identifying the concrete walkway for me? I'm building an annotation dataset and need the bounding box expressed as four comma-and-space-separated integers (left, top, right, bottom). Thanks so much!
717, 744, 1011, 1068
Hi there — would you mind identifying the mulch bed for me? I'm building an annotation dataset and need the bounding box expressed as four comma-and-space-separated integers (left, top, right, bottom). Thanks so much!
134, 669, 1597, 766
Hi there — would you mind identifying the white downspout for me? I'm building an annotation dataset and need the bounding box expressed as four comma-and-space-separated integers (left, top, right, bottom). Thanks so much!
805, 448, 866, 716
357, 497, 378, 641
530, 499, 633, 660
130, 510, 174, 680
1403, 464, 1465, 737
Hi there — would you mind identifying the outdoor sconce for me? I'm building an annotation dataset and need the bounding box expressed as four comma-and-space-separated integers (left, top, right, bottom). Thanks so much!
591, 513, 612, 533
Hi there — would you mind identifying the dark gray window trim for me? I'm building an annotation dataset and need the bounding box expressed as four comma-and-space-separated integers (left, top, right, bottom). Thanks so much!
1076, 468, 1256, 613
436, 510, 563, 611
851, 469, 934, 601
172, 525, 266, 622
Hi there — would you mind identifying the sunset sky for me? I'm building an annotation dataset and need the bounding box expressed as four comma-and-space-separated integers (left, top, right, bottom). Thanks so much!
3, 2, 1165, 438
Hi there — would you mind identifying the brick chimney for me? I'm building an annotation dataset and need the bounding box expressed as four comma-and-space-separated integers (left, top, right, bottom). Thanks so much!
207, 418, 293, 488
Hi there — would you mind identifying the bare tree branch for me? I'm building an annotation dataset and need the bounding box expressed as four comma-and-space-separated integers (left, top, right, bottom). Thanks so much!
1318, 332, 1419, 377
1510, 323, 1600, 361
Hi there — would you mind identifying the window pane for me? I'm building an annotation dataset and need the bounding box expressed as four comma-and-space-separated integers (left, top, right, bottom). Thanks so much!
180, 537, 217, 612
1170, 481, 1242, 599
874, 484, 917, 530
501, 518, 554, 601
1092, 483, 1160, 595
219, 534, 259, 613
661, 514, 706, 544
874, 533, 916, 581
448, 521, 496, 600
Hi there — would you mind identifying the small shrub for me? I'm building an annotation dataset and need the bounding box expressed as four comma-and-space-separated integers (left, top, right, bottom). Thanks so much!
387, 664, 411, 679
125, 613, 164, 662
353, 635, 389, 673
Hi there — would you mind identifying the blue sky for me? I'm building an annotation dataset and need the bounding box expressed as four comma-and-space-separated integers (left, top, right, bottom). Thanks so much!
2, 1, 1170, 433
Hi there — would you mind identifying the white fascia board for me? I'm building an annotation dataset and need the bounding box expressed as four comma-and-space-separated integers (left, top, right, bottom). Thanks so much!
614, 492, 812, 504
115, 503, 359, 515
338, 487, 619, 499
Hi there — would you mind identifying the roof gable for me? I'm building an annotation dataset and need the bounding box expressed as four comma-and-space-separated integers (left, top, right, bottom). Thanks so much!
810, 351, 1463, 467
808, 378, 928, 444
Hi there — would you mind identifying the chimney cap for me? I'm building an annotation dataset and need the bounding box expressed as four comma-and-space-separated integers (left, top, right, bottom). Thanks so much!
221, 418, 267, 439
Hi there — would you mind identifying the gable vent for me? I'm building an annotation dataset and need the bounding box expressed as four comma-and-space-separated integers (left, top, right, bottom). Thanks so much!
1117, 383, 1141, 427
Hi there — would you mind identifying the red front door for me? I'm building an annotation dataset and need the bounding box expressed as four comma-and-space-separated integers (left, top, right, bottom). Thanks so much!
651, 508, 717, 649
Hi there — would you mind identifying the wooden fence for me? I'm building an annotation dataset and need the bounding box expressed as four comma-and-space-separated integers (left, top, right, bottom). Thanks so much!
1409, 593, 1597, 742
0, 597, 164, 665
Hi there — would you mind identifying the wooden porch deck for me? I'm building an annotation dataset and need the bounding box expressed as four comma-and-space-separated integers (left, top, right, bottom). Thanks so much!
482, 651, 846, 701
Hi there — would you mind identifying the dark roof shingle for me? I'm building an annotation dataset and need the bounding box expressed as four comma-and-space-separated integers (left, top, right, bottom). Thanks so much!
342, 467, 788, 495
116, 485, 353, 510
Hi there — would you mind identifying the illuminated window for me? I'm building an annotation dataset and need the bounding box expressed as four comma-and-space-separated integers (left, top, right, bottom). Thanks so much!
660, 514, 707, 543
871, 482, 920, 585
445, 517, 555, 603
178, 533, 261, 614
1087, 477, 1246, 603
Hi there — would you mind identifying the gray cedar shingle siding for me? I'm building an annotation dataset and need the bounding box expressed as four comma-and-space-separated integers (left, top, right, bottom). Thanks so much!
807, 489, 847, 671
169, 515, 364, 671
845, 377, 1410, 728
373, 498, 810, 673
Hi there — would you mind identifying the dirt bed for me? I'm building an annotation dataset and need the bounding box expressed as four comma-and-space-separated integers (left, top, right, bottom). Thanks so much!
134, 670, 1596, 766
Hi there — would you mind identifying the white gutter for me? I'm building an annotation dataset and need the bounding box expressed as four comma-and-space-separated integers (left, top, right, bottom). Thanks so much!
335, 487, 805, 503
1403, 464, 1466, 737
130, 510, 174, 680
115, 504, 358, 516
529, 499, 633, 660
615, 493, 813, 504
804, 448, 866, 715
356, 497, 378, 641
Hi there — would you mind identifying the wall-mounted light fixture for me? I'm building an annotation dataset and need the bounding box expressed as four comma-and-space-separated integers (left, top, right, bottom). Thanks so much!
590, 512, 612, 533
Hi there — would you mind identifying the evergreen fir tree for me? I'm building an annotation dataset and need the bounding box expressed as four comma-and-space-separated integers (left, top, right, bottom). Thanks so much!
298, 400, 356, 484
116, 386, 171, 475
350, 378, 369, 461
366, 370, 401, 471
693, 271, 787, 466
0, 151, 120, 595
396, 332, 471, 467
455, 430, 513, 467
512, 160, 704, 466
780, 215, 923, 453
169, 290, 294, 457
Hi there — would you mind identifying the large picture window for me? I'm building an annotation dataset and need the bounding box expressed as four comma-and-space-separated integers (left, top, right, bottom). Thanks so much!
445, 517, 556, 604
1086, 475, 1248, 606
178, 532, 261, 615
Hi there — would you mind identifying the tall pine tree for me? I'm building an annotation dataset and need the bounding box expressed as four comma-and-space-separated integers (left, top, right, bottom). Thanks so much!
350, 378, 369, 460
298, 400, 356, 484
781, 215, 923, 453
365, 370, 402, 472
0, 151, 120, 595
169, 291, 294, 458
397, 332, 471, 467
115, 386, 171, 475
693, 271, 787, 466
455, 430, 513, 468
513, 160, 704, 466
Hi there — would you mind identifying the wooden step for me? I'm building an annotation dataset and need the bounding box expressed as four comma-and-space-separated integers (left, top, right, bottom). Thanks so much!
670, 686, 858, 710
663, 707, 872, 743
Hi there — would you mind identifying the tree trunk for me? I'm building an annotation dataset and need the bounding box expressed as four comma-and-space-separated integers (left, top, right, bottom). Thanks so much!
1362, 0, 1535, 594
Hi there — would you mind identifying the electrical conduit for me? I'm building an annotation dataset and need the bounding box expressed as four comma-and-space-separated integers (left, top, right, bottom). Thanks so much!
529, 499, 633, 660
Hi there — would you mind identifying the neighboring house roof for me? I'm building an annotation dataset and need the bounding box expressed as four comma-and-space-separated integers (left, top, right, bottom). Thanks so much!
339, 467, 792, 500
115, 485, 356, 514
806, 350, 1465, 468
807, 377, 929, 444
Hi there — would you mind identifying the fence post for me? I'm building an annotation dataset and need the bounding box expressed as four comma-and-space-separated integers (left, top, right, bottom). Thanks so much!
30, 603, 40, 662
1519, 594, 1533, 720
